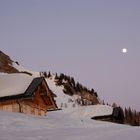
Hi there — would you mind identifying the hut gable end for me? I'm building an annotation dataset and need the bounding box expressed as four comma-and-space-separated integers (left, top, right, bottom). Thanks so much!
0, 74, 57, 116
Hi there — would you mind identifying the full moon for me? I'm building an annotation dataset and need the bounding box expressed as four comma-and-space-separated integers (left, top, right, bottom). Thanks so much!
122, 48, 127, 53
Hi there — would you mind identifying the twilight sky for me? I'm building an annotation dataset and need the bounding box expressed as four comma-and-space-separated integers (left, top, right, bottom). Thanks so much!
0, 0, 140, 110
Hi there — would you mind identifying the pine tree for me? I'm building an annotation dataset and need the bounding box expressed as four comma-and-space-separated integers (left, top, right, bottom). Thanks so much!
44, 72, 47, 77
48, 71, 51, 78
55, 73, 58, 79
94, 92, 98, 97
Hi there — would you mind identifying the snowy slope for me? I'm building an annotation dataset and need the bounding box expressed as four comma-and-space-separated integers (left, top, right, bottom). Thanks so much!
12, 62, 40, 77
6, 62, 113, 119
46, 76, 66, 108
0, 72, 113, 119
46, 76, 113, 117
0, 71, 112, 118
0, 62, 113, 118
0, 60, 139, 140
46, 76, 81, 109
0, 110, 139, 140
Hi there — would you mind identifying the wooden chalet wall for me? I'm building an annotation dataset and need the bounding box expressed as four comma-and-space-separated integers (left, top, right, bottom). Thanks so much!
0, 78, 57, 116
0, 92, 47, 116
40, 80, 57, 110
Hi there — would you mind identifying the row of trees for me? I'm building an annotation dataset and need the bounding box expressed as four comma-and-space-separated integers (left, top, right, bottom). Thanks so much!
102, 101, 140, 126
41, 71, 99, 106
40, 71, 52, 78
124, 107, 140, 126
54, 73, 98, 97
40, 71, 97, 96
41, 71, 140, 126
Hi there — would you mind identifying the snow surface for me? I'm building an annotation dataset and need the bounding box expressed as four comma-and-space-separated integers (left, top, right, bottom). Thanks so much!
46, 76, 66, 108
46, 76, 113, 117
46, 76, 82, 109
0, 65, 140, 140
0, 73, 34, 97
0, 110, 139, 140
12, 62, 40, 77
68, 105, 113, 119
0, 71, 113, 117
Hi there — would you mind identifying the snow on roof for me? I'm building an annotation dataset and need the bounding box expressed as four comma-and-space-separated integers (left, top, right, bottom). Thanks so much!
0, 73, 34, 97
69, 105, 113, 119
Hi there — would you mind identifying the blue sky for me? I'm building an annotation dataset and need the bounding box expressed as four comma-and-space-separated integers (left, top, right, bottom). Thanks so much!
0, 0, 140, 110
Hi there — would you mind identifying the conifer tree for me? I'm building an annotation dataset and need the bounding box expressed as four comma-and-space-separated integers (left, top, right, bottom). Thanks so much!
48, 71, 51, 78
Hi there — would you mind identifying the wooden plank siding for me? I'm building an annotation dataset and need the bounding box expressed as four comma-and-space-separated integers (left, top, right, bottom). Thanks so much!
0, 77, 57, 116
0, 100, 47, 116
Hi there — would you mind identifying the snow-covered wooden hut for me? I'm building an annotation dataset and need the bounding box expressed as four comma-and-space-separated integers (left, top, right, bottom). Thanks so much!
0, 73, 57, 116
